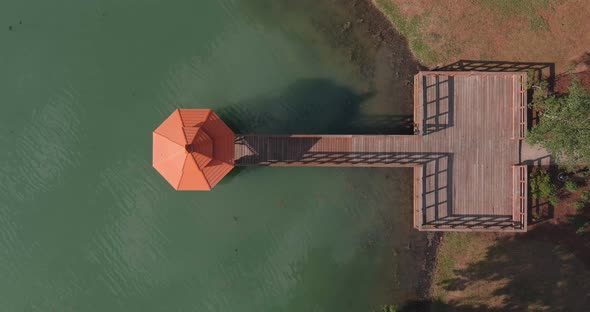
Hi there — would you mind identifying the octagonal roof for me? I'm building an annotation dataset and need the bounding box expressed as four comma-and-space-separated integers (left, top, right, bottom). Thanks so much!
153, 109, 235, 190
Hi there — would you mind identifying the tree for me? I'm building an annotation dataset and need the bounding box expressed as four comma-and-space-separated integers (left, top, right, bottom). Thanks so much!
527, 77, 590, 169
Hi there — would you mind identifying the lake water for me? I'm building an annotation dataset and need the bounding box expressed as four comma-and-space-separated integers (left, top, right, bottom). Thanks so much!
0, 0, 431, 311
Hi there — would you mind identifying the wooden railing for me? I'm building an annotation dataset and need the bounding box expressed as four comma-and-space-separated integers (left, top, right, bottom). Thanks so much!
513, 165, 528, 231
513, 74, 528, 140
413, 74, 423, 135
413, 166, 423, 230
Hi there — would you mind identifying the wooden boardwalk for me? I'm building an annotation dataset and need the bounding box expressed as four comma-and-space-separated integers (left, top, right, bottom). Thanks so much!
234, 71, 528, 232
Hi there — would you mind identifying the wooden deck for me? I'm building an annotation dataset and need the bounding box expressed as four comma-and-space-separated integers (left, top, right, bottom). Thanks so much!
234, 71, 528, 232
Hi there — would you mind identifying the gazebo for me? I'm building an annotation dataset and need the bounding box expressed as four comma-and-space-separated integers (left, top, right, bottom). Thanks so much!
152, 109, 234, 190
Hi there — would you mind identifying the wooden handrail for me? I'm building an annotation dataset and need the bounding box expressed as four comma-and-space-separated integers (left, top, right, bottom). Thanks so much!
511, 74, 528, 140
513, 165, 528, 231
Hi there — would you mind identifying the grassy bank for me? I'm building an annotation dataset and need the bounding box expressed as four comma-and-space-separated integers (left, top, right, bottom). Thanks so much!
372, 0, 438, 65
372, 0, 590, 72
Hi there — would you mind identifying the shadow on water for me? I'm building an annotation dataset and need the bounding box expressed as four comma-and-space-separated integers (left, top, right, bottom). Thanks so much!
215, 1, 435, 308
239, 0, 424, 114
217, 79, 413, 135
216, 78, 413, 186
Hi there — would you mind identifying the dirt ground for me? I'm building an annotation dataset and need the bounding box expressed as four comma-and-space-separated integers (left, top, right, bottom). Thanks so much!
374, 0, 590, 74
556, 69, 590, 94
426, 177, 590, 312
430, 230, 590, 311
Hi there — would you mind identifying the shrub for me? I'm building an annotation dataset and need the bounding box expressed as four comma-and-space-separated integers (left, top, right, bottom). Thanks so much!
576, 222, 590, 235
568, 215, 590, 234
379, 305, 397, 312
581, 191, 590, 203
527, 77, 590, 169
529, 78, 549, 109
573, 201, 585, 211
530, 168, 559, 205
564, 180, 579, 193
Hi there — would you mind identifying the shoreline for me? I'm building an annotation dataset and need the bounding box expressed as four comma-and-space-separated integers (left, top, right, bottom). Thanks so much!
360, 0, 441, 301
415, 232, 441, 300
363, 0, 590, 310
348, 0, 441, 304
231, 0, 441, 306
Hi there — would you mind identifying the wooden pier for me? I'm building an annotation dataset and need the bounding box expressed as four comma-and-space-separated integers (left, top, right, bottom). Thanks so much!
234, 71, 528, 232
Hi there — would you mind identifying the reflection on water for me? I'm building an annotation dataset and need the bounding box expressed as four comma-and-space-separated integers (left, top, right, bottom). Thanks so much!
0, 0, 429, 311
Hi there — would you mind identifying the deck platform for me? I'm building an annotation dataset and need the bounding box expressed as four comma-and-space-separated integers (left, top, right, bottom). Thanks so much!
234, 71, 528, 232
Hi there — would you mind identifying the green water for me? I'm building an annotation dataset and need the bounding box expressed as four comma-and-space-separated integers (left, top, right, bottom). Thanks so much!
1, 0, 429, 311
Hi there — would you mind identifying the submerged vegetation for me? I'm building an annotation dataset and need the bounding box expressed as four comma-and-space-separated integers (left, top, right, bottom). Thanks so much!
377, 304, 397, 312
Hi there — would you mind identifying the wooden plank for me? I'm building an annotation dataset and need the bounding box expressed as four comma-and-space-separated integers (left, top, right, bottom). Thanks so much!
233, 71, 525, 232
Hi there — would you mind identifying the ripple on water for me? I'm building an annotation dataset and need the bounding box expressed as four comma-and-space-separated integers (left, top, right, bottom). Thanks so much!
0, 87, 82, 278
86, 158, 170, 297
0, 87, 82, 201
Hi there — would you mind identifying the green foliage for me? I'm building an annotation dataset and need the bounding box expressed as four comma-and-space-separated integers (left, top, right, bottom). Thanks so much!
573, 201, 585, 211
568, 215, 590, 234
378, 305, 397, 312
527, 77, 590, 169
526, 69, 538, 89
530, 168, 559, 205
529, 79, 550, 108
564, 180, 579, 193
581, 191, 590, 203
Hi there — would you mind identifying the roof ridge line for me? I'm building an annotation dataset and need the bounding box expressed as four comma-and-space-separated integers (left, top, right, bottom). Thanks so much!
153, 132, 187, 166
177, 154, 211, 190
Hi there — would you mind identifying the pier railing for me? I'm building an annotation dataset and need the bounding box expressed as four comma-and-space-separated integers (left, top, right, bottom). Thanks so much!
413, 166, 423, 230
513, 74, 528, 140
512, 165, 528, 231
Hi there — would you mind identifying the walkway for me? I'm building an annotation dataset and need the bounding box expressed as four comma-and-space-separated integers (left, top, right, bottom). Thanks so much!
234, 71, 528, 232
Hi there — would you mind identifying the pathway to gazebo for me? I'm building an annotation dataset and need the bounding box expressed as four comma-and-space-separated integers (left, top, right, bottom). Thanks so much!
154, 71, 530, 232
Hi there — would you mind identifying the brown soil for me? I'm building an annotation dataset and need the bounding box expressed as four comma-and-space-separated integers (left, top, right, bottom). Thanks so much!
427, 178, 590, 311
529, 179, 590, 262
430, 230, 590, 311
556, 70, 590, 94
381, 0, 590, 74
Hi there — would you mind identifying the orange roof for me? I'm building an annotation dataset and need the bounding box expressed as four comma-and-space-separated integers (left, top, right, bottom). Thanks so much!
153, 109, 235, 190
